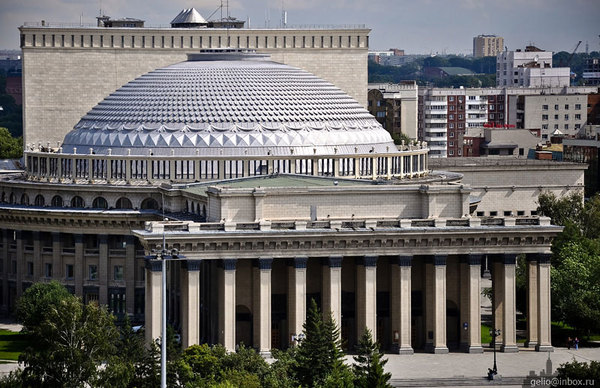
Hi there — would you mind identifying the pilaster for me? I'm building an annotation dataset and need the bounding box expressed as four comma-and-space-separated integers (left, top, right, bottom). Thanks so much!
391, 255, 413, 354
525, 253, 538, 348
98, 235, 108, 305
181, 260, 201, 349
356, 255, 377, 341
322, 256, 342, 330
425, 255, 448, 354
253, 258, 272, 356
125, 235, 135, 315
536, 254, 553, 352
460, 254, 483, 353
144, 259, 162, 345
288, 257, 307, 345
219, 259, 237, 351
500, 254, 518, 353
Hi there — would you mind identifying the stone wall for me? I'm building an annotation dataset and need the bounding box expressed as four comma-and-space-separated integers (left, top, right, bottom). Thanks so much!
20, 27, 369, 147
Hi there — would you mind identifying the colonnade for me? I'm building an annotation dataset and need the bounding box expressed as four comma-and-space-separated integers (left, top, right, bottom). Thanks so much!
145, 252, 553, 354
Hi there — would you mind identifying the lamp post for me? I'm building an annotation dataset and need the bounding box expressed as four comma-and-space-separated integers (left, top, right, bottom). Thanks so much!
147, 246, 185, 388
488, 328, 501, 380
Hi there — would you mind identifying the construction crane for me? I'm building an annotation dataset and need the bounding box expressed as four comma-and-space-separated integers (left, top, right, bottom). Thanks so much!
560, 41, 582, 67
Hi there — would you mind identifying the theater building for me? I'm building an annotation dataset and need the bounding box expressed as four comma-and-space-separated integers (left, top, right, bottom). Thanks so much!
1, 51, 562, 355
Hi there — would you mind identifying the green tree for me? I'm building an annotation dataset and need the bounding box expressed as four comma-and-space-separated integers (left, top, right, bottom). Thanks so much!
551, 241, 600, 334
555, 359, 600, 382
537, 192, 583, 230
295, 299, 348, 387
16, 280, 73, 332
353, 329, 392, 388
19, 296, 120, 387
0, 127, 22, 159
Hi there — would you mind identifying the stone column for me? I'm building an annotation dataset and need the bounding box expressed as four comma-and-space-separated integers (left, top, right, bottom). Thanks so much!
52, 232, 62, 279
356, 255, 377, 340
125, 235, 135, 315
32, 231, 41, 281
525, 254, 538, 348
500, 254, 518, 353
460, 254, 483, 353
322, 256, 343, 329
288, 257, 307, 345
144, 259, 162, 345
425, 254, 448, 354
253, 258, 272, 356
181, 260, 201, 349
1, 230, 8, 313
74, 234, 84, 297
98, 235, 108, 305
15, 231, 23, 298
218, 259, 237, 351
536, 254, 553, 352
391, 255, 413, 354
492, 258, 504, 345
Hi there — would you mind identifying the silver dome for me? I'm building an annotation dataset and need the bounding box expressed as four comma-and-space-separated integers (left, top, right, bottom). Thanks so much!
61, 52, 397, 156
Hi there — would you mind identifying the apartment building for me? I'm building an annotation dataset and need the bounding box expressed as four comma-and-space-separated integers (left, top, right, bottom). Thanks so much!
473, 35, 504, 58
497, 46, 570, 88
367, 82, 418, 139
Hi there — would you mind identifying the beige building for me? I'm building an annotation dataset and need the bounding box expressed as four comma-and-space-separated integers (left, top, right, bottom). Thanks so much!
473, 35, 504, 58
1, 48, 567, 358
19, 23, 370, 148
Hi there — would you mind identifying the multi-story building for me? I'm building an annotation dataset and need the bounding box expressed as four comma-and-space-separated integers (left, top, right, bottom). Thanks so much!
367, 82, 418, 139
472, 35, 504, 58
19, 14, 370, 147
496, 46, 570, 88
583, 58, 600, 86
515, 94, 588, 138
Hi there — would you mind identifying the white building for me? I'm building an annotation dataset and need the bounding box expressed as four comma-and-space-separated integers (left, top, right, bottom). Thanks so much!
497, 47, 570, 88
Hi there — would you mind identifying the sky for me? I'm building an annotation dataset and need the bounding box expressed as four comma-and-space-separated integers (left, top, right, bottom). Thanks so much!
1, 0, 599, 55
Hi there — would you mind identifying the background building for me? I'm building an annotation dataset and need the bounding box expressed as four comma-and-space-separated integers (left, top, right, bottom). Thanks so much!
497, 46, 570, 88
367, 82, 418, 139
583, 58, 600, 86
473, 35, 504, 58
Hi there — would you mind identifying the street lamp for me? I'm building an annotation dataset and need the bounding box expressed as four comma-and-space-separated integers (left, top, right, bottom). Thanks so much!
146, 246, 185, 388
488, 328, 501, 380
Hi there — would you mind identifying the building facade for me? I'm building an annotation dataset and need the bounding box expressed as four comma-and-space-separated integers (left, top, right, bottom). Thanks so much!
19, 23, 370, 147
367, 82, 418, 140
496, 47, 570, 88
0, 50, 566, 357
473, 35, 504, 58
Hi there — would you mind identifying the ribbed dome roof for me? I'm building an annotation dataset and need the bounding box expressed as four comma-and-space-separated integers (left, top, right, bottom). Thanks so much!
61, 52, 397, 156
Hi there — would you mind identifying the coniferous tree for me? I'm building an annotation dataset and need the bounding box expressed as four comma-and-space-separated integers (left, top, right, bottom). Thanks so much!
295, 299, 348, 387
353, 329, 392, 388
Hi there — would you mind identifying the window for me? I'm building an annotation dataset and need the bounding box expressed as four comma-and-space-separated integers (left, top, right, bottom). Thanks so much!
554, 115, 559, 120
498, 105, 503, 111
531, 210, 538, 216
542, 115, 548, 120
554, 124, 559, 129
449, 141, 454, 147
542, 124, 548, 129
449, 114, 454, 120
504, 211, 513, 216
45, 263, 52, 278
575, 114, 581, 120
66, 264, 74, 279
458, 114, 463, 119
575, 104, 581, 110
114, 265, 124, 281
449, 131, 455, 138
554, 104, 559, 110
449, 105, 455, 111
564, 114, 569, 120
575, 124, 581, 130
476, 211, 485, 217
499, 113, 504, 119
489, 105, 495, 110
89, 265, 98, 280
376, 111, 385, 118
449, 123, 455, 129
564, 124, 569, 130
458, 123, 464, 128
490, 211, 498, 216
458, 149, 462, 156
27, 262, 33, 276
449, 96, 455, 101
458, 97, 463, 102
517, 211, 525, 216
565, 104, 569, 110
542, 105, 548, 110
490, 113, 495, 119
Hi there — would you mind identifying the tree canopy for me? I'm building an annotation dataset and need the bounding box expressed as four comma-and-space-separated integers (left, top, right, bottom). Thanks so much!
0, 127, 22, 159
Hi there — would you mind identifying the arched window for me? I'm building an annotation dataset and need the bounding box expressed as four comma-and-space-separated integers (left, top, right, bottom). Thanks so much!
0, 192, 5, 203
115, 197, 133, 209
140, 197, 159, 210
51, 195, 63, 207
20, 194, 30, 205
71, 196, 85, 208
202, 205, 206, 217
9, 193, 16, 204
92, 197, 108, 209
34, 195, 45, 206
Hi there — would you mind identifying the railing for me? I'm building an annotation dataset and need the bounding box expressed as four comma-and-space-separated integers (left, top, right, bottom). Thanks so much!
142, 216, 554, 234
24, 147, 430, 184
